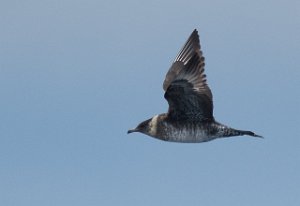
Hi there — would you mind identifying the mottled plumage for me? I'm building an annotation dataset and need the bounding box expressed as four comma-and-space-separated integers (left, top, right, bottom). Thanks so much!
128, 29, 262, 143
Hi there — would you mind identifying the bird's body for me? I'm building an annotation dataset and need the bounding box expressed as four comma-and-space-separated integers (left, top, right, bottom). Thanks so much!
128, 29, 262, 143
136, 114, 260, 143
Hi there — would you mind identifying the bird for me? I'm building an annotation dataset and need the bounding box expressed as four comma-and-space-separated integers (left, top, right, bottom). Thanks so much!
127, 29, 262, 143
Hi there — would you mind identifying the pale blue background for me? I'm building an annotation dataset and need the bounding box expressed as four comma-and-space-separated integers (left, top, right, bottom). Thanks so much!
1, 0, 299, 205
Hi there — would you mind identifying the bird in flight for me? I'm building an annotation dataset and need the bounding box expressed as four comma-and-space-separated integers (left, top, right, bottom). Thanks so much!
128, 29, 262, 143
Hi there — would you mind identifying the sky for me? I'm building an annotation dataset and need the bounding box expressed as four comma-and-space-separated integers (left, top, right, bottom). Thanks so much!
0, 0, 299, 205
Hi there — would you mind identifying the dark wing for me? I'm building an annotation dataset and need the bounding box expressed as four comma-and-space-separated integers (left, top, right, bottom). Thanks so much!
163, 29, 201, 91
163, 29, 213, 121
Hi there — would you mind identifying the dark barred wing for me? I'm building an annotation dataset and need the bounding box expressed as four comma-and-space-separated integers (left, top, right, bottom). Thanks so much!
163, 29, 201, 91
163, 29, 213, 121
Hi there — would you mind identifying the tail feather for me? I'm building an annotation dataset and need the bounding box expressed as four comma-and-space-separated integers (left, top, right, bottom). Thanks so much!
237, 130, 263, 138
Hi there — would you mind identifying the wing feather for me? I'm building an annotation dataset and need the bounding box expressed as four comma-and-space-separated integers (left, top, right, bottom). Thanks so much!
163, 29, 214, 121
163, 29, 200, 91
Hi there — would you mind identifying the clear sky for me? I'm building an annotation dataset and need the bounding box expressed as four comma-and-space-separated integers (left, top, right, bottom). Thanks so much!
1, 0, 299, 205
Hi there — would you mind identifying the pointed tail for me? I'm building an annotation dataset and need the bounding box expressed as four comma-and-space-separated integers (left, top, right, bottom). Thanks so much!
237, 130, 263, 138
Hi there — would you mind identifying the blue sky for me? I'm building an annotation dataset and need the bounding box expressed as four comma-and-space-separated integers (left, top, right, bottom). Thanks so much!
1, 0, 299, 205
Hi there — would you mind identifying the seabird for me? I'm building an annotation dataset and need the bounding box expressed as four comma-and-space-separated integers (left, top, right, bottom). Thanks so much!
128, 29, 262, 143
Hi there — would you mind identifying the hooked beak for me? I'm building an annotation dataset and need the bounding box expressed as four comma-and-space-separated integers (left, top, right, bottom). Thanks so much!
127, 128, 138, 134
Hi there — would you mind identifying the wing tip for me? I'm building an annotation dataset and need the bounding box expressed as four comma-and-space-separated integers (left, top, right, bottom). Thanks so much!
191, 29, 199, 40
192, 28, 198, 35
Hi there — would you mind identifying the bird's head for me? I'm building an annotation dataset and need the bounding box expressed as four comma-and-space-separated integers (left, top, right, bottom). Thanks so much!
127, 118, 152, 135
127, 115, 161, 137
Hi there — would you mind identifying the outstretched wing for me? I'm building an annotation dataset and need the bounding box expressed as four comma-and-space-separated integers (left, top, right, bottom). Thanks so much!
163, 29, 213, 121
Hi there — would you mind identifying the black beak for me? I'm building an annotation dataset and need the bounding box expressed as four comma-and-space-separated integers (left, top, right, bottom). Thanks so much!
127, 128, 138, 134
